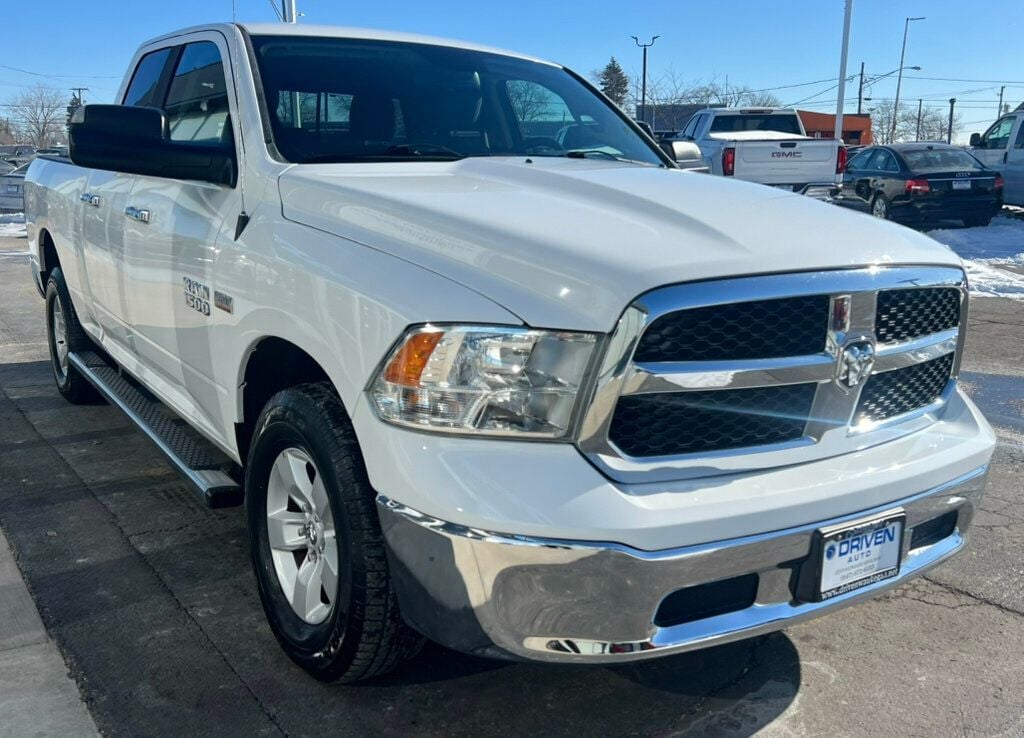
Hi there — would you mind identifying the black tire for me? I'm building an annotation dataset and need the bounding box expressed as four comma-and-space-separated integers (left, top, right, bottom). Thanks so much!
963, 216, 992, 228
45, 267, 100, 404
871, 194, 891, 220
244, 382, 423, 682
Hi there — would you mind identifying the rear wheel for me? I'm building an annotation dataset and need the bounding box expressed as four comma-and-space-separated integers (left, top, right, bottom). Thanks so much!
245, 382, 423, 682
871, 194, 891, 220
45, 268, 99, 404
963, 216, 992, 228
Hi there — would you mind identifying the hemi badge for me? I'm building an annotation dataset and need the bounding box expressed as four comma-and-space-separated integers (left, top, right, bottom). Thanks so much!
214, 290, 234, 314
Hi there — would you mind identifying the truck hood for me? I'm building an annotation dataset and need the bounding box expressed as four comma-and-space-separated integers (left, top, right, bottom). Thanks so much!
279, 157, 962, 332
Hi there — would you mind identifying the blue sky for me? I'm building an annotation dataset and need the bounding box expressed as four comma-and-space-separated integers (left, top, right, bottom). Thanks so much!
3, 0, 1022, 137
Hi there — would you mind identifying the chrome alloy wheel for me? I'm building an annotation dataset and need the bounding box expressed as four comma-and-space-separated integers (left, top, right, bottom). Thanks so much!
51, 296, 69, 380
266, 448, 339, 624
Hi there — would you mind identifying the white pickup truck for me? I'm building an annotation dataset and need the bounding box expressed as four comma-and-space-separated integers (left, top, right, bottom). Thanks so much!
672, 107, 845, 196
969, 110, 1024, 206
26, 23, 994, 683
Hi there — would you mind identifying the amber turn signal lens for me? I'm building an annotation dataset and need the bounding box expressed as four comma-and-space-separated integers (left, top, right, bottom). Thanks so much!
383, 331, 444, 386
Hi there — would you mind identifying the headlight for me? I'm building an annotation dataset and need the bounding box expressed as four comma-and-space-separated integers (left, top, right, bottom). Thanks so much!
369, 325, 598, 438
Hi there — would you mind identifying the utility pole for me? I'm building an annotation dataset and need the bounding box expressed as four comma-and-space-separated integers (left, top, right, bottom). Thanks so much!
947, 98, 956, 144
857, 61, 865, 115
70, 86, 88, 106
915, 99, 922, 141
998, 86, 1006, 117
631, 36, 658, 125
282, 0, 297, 22
834, 0, 854, 143
892, 16, 925, 140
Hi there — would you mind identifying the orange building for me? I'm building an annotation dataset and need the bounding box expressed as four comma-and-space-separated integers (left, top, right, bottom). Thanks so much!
797, 110, 873, 146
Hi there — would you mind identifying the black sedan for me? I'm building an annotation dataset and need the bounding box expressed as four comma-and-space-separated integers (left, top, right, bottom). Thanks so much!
835, 143, 1003, 227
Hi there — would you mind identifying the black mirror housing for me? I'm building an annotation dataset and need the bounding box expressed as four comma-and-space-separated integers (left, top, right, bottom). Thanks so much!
969, 132, 982, 147
70, 105, 236, 187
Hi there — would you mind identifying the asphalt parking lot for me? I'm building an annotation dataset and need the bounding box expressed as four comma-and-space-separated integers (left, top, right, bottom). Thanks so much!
1, 232, 1022, 737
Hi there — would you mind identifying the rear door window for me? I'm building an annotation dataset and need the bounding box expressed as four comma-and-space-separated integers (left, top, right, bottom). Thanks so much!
123, 48, 173, 107
846, 149, 873, 170
164, 41, 231, 146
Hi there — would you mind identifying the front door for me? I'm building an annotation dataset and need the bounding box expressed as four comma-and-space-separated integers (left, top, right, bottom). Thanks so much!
122, 35, 241, 441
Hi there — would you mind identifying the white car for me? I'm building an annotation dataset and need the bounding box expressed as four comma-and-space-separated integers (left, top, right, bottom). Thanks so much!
672, 107, 845, 197
969, 110, 1024, 206
25, 23, 994, 682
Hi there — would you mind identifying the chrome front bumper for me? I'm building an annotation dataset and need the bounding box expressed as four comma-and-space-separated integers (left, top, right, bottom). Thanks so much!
378, 465, 987, 663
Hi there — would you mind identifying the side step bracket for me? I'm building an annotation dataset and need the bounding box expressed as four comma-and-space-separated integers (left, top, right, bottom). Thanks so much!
69, 351, 242, 509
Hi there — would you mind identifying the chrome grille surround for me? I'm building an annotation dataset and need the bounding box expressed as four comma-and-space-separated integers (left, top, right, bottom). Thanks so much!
577, 266, 968, 484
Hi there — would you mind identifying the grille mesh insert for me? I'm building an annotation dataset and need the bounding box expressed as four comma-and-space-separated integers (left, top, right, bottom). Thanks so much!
633, 295, 830, 363
855, 353, 954, 424
609, 384, 816, 457
875, 288, 961, 344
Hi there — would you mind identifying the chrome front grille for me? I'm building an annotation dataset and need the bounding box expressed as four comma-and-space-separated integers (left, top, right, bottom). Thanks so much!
578, 267, 967, 483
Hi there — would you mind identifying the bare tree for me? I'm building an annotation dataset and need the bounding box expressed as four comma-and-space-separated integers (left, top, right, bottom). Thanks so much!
506, 80, 550, 123
6, 83, 67, 147
870, 98, 961, 144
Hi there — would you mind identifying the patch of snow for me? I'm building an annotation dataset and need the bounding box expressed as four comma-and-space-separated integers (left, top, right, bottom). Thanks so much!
927, 216, 1024, 301
0, 211, 26, 238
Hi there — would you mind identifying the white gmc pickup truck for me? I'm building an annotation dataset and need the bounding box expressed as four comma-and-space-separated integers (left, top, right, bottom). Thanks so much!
26, 23, 995, 682
672, 107, 845, 197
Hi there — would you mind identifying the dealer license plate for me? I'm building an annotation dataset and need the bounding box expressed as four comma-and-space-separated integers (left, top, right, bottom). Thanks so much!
952, 180, 971, 190
5, 184, 18, 194
817, 512, 904, 600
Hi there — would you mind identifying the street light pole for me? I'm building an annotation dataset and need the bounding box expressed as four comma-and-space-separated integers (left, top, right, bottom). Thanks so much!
857, 61, 865, 115
947, 98, 956, 144
631, 36, 658, 125
998, 86, 1006, 116
282, 0, 298, 22
892, 16, 925, 140
916, 99, 922, 141
834, 0, 854, 143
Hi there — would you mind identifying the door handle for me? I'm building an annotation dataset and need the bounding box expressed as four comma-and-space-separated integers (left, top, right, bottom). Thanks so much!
80, 192, 101, 207
125, 206, 151, 224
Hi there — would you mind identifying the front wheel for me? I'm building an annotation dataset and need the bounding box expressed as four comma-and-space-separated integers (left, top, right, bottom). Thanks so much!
871, 194, 891, 220
245, 382, 423, 682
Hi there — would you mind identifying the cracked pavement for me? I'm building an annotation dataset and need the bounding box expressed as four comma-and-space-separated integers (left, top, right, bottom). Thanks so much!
1, 233, 1023, 737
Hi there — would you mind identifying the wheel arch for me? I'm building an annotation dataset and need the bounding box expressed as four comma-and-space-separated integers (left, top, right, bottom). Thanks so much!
234, 335, 336, 464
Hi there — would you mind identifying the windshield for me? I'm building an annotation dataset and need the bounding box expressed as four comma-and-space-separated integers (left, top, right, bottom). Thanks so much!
901, 149, 985, 173
709, 114, 802, 135
249, 35, 664, 166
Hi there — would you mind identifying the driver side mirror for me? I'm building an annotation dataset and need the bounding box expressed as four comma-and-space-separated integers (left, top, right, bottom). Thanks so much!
636, 120, 654, 138
70, 104, 237, 187
969, 132, 982, 147
661, 140, 709, 172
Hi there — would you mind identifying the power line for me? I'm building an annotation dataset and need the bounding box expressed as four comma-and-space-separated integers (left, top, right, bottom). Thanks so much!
0, 63, 120, 80
904, 75, 1024, 85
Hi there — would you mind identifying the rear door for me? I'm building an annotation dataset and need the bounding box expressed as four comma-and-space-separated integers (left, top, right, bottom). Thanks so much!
121, 34, 241, 440
839, 148, 876, 206
79, 46, 175, 352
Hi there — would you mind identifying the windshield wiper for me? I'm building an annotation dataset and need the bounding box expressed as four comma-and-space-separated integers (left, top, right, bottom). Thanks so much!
385, 143, 465, 158
565, 149, 620, 161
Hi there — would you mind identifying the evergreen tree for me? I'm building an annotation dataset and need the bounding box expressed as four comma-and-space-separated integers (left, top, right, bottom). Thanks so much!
599, 57, 630, 108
